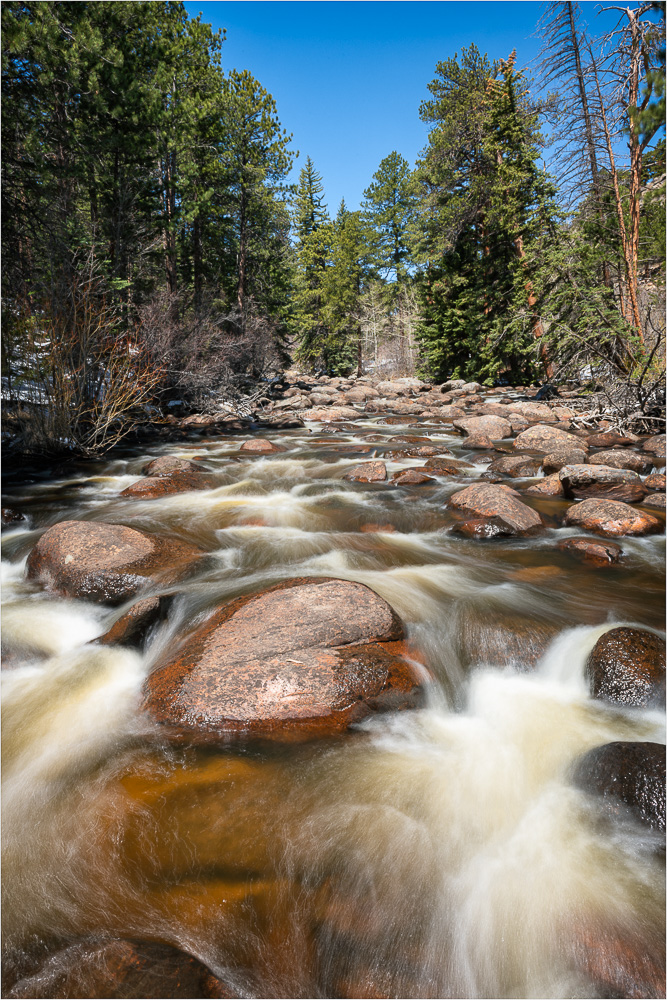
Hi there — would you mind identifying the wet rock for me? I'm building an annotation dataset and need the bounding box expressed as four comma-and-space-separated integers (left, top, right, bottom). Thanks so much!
642, 434, 665, 457
487, 455, 543, 478
390, 469, 434, 485
558, 464, 647, 503
119, 470, 215, 499
141, 456, 203, 476
448, 484, 543, 533
26, 520, 204, 605
588, 448, 654, 475
463, 434, 496, 450
1, 507, 25, 525
541, 448, 588, 473
424, 457, 474, 475
563, 498, 662, 537
570, 920, 665, 1000
452, 414, 512, 439
239, 438, 286, 454
2, 937, 235, 999
456, 605, 559, 669
524, 474, 565, 497
586, 627, 665, 709
303, 406, 361, 421
642, 493, 666, 510
96, 596, 164, 647
343, 461, 388, 483
572, 741, 665, 832
587, 431, 639, 448
556, 537, 622, 566
449, 516, 518, 539
644, 473, 666, 492
513, 423, 588, 454
143, 578, 425, 739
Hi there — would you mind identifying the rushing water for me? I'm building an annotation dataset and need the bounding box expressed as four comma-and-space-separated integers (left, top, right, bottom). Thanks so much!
2, 413, 665, 998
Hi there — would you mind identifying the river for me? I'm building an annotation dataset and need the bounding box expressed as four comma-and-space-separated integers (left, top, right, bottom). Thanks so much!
2, 408, 665, 998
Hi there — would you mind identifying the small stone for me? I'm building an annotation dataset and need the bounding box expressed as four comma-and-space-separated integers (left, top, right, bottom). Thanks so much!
96, 596, 164, 648
1, 508, 25, 525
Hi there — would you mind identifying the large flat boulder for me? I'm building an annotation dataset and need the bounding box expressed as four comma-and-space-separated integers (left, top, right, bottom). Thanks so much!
447, 483, 543, 533
558, 464, 647, 503
143, 578, 425, 740
563, 498, 662, 537
26, 520, 204, 605
513, 423, 588, 454
452, 414, 511, 439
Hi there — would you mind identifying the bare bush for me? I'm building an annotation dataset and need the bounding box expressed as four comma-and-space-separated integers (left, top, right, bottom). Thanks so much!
2, 279, 163, 456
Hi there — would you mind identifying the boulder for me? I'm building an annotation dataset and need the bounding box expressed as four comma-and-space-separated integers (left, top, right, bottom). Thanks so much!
143, 578, 425, 739
239, 438, 286, 454
569, 919, 665, 1000
303, 406, 361, 421
588, 448, 654, 475
447, 484, 543, 533
26, 520, 204, 605
390, 469, 434, 485
96, 596, 164, 648
587, 431, 639, 448
342, 461, 387, 483
487, 455, 543, 478
513, 423, 588, 454
558, 464, 647, 504
309, 391, 334, 406
119, 470, 215, 500
642, 493, 666, 510
642, 434, 665, 457
424, 457, 474, 475
585, 626, 665, 709
141, 456, 203, 476
433, 404, 466, 420
452, 414, 512, 439
541, 448, 588, 473
449, 517, 518, 539
2, 938, 235, 999
523, 473, 565, 497
563, 498, 662, 537
644, 474, 666, 492
506, 401, 556, 422
463, 434, 496, 450
572, 741, 665, 832
556, 537, 622, 566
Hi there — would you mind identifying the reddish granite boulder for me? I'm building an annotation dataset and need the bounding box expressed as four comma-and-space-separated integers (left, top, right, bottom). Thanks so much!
239, 438, 286, 454
141, 456, 203, 476
563, 498, 662, 537
586, 431, 639, 448
390, 469, 434, 485
435, 404, 466, 420
2, 938, 235, 999
448, 484, 543, 533
524, 474, 565, 497
120, 470, 215, 499
644, 474, 666, 492
425, 457, 474, 475
588, 449, 654, 475
26, 520, 204, 605
541, 448, 588, 473
642, 434, 665, 457
572, 741, 665, 832
506, 401, 556, 422
513, 423, 588, 454
556, 537, 622, 566
487, 455, 543, 478
143, 578, 425, 740
343, 461, 387, 483
452, 414, 512, 439
558, 464, 646, 503
585, 627, 665, 709
450, 517, 518, 539
642, 493, 666, 510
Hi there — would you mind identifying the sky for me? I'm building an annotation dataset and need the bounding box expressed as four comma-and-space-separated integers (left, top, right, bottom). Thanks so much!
183, 1, 622, 212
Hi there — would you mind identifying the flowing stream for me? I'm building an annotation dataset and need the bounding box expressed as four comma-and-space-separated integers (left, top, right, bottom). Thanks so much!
2, 412, 665, 999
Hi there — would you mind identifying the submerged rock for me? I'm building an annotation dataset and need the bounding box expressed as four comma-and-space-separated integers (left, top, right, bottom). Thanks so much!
556, 537, 622, 566
26, 520, 204, 605
141, 456, 203, 476
143, 578, 426, 740
572, 741, 666, 832
585, 627, 665, 709
96, 595, 165, 648
390, 469, 434, 485
2, 938, 235, 999
119, 470, 215, 499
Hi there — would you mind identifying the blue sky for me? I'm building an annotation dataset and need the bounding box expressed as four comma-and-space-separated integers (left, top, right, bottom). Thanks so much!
183, 1, 621, 212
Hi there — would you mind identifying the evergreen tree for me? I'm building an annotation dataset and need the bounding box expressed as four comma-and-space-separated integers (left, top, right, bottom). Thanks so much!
362, 151, 417, 282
